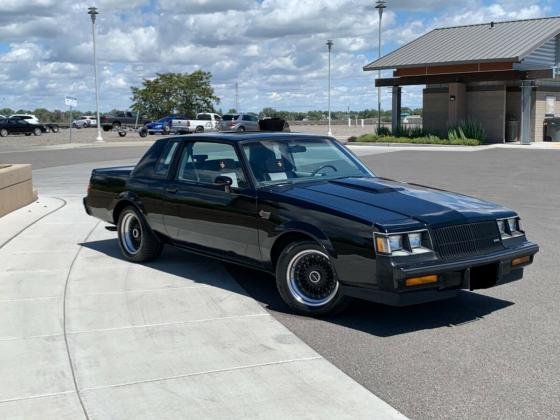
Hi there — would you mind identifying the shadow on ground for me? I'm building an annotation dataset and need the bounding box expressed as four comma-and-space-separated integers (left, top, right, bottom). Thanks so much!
81, 237, 514, 338
226, 264, 514, 338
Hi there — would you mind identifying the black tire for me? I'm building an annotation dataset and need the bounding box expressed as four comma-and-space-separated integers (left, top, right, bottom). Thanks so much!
33, 127, 42, 136
162, 125, 170, 135
118, 130, 127, 137
50, 125, 59, 133
117, 206, 163, 262
139, 128, 148, 138
0, 129, 8, 137
195, 126, 204, 133
25, 133, 31, 136
102, 125, 111, 132
275, 241, 349, 316
237, 126, 246, 132
112, 121, 121, 129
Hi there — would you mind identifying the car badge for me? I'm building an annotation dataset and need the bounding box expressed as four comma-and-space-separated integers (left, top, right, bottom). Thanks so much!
219, 161, 225, 169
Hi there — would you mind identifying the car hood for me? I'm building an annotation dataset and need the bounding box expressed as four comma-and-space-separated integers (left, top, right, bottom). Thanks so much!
277, 177, 514, 228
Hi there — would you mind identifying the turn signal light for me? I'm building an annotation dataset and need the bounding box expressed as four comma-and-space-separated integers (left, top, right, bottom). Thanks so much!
405, 275, 438, 287
512, 256, 531, 267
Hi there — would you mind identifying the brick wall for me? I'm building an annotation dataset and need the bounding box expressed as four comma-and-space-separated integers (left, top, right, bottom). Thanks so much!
466, 87, 506, 142
423, 90, 448, 136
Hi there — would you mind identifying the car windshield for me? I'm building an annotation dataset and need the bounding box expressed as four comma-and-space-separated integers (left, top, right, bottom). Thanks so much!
222, 114, 239, 121
242, 137, 374, 187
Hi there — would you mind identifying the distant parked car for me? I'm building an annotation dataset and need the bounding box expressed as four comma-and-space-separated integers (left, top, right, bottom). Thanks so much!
144, 115, 186, 135
0, 118, 46, 137
169, 113, 222, 134
72, 115, 97, 128
259, 117, 290, 132
218, 113, 259, 132
9, 114, 59, 133
100, 111, 150, 131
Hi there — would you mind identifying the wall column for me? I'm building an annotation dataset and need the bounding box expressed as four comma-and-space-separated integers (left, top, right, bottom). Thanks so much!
448, 82, 466, 126
520, 81, 533, 144
392, 86, 402, 133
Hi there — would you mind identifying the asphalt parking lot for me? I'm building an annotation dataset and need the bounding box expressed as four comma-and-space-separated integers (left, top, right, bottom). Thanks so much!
2, 139, 559, 418
231, 148, 560, 419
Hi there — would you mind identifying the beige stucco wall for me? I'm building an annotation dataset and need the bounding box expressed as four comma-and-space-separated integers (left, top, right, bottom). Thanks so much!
533, 90, 560, 142
0, 164, 36, 217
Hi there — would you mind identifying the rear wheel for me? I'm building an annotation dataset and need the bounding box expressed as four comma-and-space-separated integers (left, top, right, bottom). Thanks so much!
195, 126, 204, 133
33, 127, 41, 136
112, 121, 121, 129
117, 206, 163, 262
50, 125, 59, 133
237, 126, 246, 132
275, 241, 348, 316
0, 129, 8, 137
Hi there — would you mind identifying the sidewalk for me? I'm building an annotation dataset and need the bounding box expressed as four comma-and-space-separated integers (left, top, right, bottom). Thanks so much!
0, 193, 406, 419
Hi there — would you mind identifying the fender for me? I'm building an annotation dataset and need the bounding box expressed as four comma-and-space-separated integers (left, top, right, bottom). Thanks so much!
113, 191, 145, 222
265, 220, 338, 261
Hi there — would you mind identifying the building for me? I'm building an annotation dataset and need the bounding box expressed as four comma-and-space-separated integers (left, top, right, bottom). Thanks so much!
364, 17, 560, 143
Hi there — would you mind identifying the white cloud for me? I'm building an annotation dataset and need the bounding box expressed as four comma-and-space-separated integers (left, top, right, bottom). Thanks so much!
0, 0, 556, 112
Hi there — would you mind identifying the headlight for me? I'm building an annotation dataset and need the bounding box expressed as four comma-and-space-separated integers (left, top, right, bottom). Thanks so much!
375, 230, 433, 256
497, 217, 523, 239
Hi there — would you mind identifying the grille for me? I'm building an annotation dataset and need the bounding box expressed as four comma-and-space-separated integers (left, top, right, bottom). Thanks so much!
431, 221, 503, 260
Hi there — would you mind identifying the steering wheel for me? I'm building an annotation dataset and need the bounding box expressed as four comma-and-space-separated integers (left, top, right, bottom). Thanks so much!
310, 165, 338, 177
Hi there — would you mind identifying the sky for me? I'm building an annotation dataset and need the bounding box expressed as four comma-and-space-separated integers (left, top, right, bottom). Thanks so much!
0, 0, 559, 113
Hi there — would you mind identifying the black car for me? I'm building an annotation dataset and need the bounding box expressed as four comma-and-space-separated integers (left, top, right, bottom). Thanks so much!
0, 118, 46, 137
83, 133, 539, 315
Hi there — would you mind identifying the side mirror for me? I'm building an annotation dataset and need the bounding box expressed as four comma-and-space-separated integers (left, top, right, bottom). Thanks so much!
214, 175, 233, 192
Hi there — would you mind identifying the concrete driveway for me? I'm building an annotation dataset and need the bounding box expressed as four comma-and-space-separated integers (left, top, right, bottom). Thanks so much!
0, 161, 403, 419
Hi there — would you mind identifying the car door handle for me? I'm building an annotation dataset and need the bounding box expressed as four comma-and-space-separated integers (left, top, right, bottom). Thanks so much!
166, 187, 178, 194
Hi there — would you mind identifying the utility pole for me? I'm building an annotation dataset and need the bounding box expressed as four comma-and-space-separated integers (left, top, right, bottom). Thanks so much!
88, 6, 104, 142
327, 40, 333, 137
375, 0, 386, 134
234, 82, 239, 111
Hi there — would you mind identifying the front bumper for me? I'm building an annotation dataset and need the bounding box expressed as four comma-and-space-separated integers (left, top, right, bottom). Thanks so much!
342, 241, 539, 306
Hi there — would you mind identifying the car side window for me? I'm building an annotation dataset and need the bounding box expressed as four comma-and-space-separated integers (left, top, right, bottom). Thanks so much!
242, 115, 251, 121
154, 141, 179, 177
176, 142, 248, 189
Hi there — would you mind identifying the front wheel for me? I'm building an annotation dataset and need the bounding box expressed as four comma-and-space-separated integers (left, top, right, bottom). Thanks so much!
0, 129, 8, 137
117, 206, 163, 262
275, 241, 348, 316
50, 125, 59, 133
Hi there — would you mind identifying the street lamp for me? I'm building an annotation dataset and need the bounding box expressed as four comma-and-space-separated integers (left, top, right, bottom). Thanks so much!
326, 39, 333, 137
88, 6, 104, 143
375, 0, 386, 133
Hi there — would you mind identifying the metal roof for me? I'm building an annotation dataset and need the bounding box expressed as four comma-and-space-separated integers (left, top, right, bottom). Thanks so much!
364, 16, 560, 71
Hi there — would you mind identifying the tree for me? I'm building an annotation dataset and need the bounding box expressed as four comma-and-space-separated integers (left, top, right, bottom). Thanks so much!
130, 71, 220, 119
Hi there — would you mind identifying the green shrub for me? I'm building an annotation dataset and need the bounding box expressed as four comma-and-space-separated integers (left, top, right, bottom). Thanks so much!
376, 126, 391, 136
448, 120, 486, 142
353, 133, 481, 146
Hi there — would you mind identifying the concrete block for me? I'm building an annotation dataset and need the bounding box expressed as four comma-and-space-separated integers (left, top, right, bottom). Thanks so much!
0, 164, 36, 218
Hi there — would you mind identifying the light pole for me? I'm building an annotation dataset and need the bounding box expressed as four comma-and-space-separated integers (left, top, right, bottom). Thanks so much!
326, 40, 333, 137
88, 6, 104, 142
375, 0, 386, 134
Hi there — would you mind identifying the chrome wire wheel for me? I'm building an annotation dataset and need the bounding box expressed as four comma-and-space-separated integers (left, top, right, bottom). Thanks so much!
120, 211, 143, 255
287, 249, 339, 307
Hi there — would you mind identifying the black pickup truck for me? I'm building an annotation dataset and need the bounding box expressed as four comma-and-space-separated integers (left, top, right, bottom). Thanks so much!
84, 132, 539, 316
100, 111, 151, 131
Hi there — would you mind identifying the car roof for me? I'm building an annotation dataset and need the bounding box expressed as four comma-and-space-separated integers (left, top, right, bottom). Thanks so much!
165, 132, 335, 144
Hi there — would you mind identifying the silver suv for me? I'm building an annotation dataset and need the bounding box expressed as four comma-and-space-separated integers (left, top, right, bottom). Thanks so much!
218, 113, 259, 132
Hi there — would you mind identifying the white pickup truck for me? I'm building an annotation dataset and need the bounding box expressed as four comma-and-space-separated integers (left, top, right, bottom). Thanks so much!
170, 113, 222, 134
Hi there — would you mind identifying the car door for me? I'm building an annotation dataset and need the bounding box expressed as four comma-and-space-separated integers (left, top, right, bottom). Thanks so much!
163, 140, 259, 263
11, 119, 28, 133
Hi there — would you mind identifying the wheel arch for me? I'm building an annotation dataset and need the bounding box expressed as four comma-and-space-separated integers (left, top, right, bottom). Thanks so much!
270, 225, 336, 270
112, 193, 145, 224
